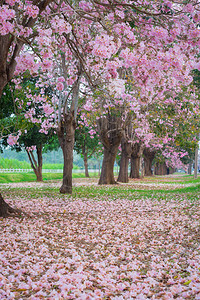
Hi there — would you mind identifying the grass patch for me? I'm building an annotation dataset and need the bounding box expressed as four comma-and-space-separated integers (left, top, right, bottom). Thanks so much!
0, 172, 99, 183
0, 173, 200, 203
1, 181, 200, 203
0, 172, 37, 183
139, 175, 200, 185
72, 184, 200, 200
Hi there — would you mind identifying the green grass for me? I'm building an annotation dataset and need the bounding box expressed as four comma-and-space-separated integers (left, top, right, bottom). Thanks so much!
1, 177, 200, 203
0, 171, 102, 183
1, 184, 199, 204
139, 175, 200, 185
0, 157, 83, 170
0, 172, 200, 203
0, 172, 94, 183
71, 183, 200, 200
0, 172, 62, 183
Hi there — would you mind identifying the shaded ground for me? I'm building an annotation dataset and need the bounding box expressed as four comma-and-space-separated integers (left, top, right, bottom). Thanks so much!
0, 175, 200, 299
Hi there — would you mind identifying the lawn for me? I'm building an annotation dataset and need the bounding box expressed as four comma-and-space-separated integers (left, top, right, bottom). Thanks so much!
0, 172, 99, 184
0, 175, 200, 299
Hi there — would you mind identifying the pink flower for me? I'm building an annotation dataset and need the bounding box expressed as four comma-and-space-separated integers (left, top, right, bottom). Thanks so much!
5, 0, 15, 5
56, 82, 64, 91
26, 5, 39, 19
7, 133, 20, 146
51, 16, 72, 34
58, 76, 65, 83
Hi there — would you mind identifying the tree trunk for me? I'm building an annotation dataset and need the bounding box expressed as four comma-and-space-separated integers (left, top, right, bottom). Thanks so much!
0, 192, 20, 217
130, 156, 140, 178
0, 1, 54, 217
154, 163, 168, 175
117, 137, 132, 183
194, 144, 199, 179
169, 168, 175, 174
117, 150, 129, 183
34, 170, 43, 181
0, 192, 11, 217
98, 114, 123, 185
36, 145, 43, 181
99, 146, 119, 184
84, 154, 89, 178
188, 162, 192, 175
26, 145, 43, 182
129, 143, 143, 179
143, 148, 156, 176
144, 156, 153, 176
0, 40, 25, 215
57, 112, 75, 194
98, 161, 101, 177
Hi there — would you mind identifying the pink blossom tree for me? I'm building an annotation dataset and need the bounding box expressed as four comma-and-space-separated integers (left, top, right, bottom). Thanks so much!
1, 0, 200, 216
144, 87, 200, 175
19, 1, 200, 188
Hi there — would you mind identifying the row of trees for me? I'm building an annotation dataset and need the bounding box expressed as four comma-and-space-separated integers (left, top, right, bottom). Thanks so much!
1, 86, 198, 182
0, 0, 200, 216
0, 107, 196, 182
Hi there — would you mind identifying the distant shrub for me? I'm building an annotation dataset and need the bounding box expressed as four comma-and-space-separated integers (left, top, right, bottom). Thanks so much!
0, 158, 82, 170
0, 158, 30, 169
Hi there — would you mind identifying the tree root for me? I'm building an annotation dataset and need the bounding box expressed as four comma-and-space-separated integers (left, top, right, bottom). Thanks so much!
0, 192, 27, 218
1, 204, 23, 218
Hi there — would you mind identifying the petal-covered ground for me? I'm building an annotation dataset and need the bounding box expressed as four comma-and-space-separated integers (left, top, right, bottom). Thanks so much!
0, 179, 200, 299
0, 177, 193, 189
